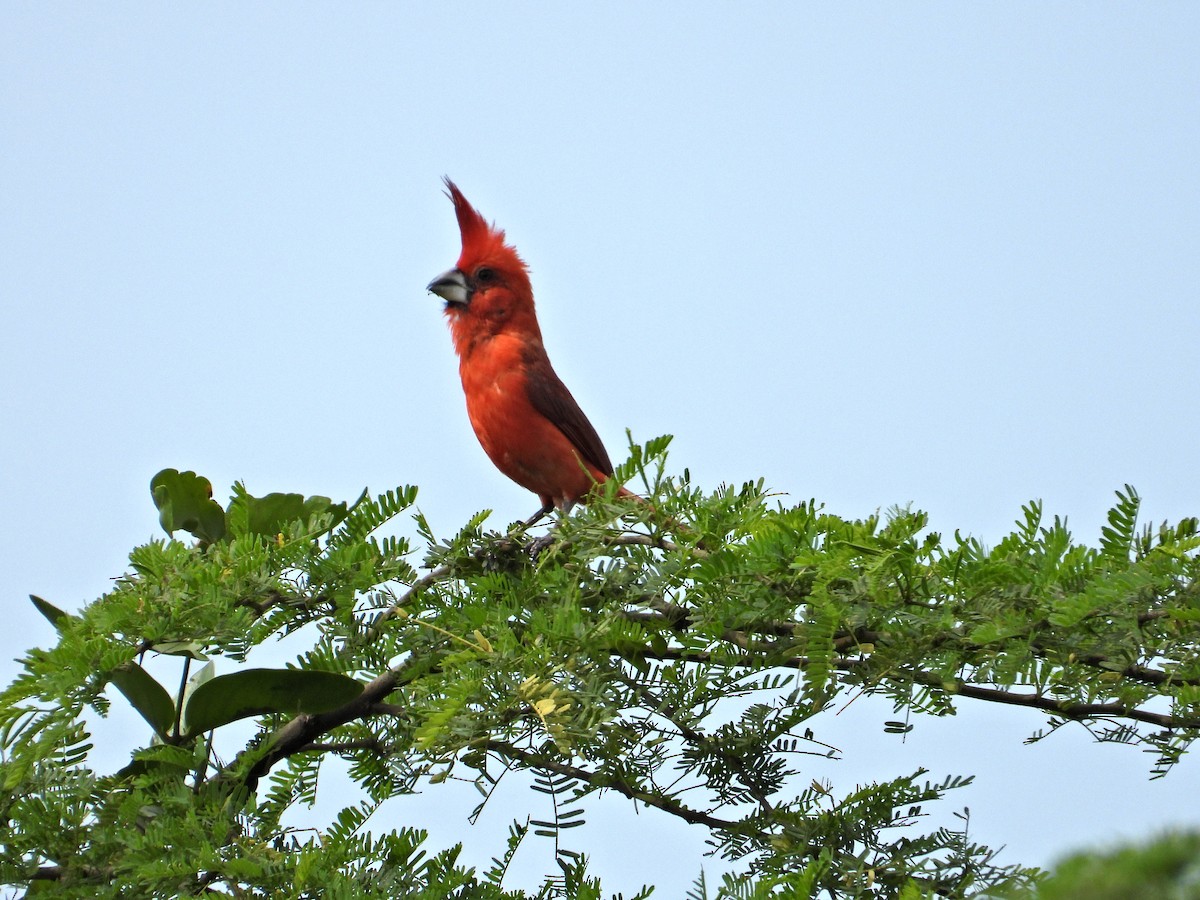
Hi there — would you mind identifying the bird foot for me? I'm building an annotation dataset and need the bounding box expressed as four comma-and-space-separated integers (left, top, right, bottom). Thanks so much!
527, 532, 558, 558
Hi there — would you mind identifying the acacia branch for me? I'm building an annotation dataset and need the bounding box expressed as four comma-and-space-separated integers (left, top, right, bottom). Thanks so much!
625, 600, 1200, 699
610, 669, 777, 814
616, 645, 1200, 731
299, 737, 392, 755
914, 672, 1196, 729
215, 524, 1198, 796
484, 739, 745, 833
229, 654, 435, 790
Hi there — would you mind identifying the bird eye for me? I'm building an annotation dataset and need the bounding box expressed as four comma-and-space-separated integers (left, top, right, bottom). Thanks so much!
475, 267, 495, 284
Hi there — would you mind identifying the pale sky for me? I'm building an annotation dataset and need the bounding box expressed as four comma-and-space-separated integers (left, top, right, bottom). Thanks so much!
3, 5, 1199, 894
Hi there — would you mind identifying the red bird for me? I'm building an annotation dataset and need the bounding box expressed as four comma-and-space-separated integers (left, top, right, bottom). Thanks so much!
428, 179, 625, 516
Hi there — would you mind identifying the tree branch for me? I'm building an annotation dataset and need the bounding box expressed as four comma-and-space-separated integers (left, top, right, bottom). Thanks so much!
231, 652, 437, 790
616, 645, 1200, 730
916, 671, 1196, 729
484, 739, 745, 833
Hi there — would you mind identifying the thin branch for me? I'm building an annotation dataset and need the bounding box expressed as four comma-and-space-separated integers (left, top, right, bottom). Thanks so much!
299, 738, 390, 755
616, 645, 1200, 730
1072, 653, 1199, 688
172, 654, 191, 740
484, 739, 743, 833
362, 517, 544, 644
609, 531, 710, 559
364, 563, 452, 640
916, 672, 1197, 729
610, 669, 776, 814
628, 602, 1200, 692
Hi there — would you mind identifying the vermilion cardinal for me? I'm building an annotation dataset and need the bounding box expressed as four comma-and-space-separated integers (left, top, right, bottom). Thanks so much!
427, 179, 628, 517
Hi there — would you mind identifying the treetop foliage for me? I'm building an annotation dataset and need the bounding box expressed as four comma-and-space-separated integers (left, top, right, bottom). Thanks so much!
1, 438, 1198, 897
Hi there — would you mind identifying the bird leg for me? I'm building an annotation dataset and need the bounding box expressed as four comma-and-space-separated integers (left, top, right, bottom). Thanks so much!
526, 500, 572, 557
521, 501, 555, 530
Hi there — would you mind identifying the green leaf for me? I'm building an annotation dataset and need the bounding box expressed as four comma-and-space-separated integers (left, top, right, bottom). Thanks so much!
112, 752, 194, 783
235, 490, 353, 538
110, 663, 177, 738
148, 640, 209, 661
1099, 484, 1139, 565
150, 468, 226, 543
182, 668, 363, 737
29, 594, 72, 633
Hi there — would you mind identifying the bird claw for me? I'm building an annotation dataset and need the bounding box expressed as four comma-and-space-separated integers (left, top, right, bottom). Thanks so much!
527, 532, 558, 559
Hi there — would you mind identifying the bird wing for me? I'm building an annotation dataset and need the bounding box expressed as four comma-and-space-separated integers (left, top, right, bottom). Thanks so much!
522, 352, 615, 478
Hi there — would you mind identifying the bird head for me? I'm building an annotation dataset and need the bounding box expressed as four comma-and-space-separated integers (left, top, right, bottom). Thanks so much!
428, 179, 539, 351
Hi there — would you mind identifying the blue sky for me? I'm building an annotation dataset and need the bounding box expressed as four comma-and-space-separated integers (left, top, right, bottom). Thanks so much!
3, 4, 1199, 893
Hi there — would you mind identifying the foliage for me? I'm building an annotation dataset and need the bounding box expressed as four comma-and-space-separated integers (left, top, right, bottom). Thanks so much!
1, 444, 1198, 897
1006, 830, 1200, 900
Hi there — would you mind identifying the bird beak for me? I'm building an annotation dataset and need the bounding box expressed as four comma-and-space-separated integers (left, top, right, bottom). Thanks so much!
427, 268, 471, 307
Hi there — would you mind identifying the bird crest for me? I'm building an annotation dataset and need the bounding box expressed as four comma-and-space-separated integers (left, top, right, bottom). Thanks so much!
444, 178, 524, 274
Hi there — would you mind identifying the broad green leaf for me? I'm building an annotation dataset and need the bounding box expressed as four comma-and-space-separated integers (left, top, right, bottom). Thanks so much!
29, 594, 72, 633
182, 668, 363, 737
110, 663, 176, 738
150, 468, 226, 543
149, 640, 209, 660
244, 492, 351, 538
224, 484, 358, 539
245, 491, 309, 537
